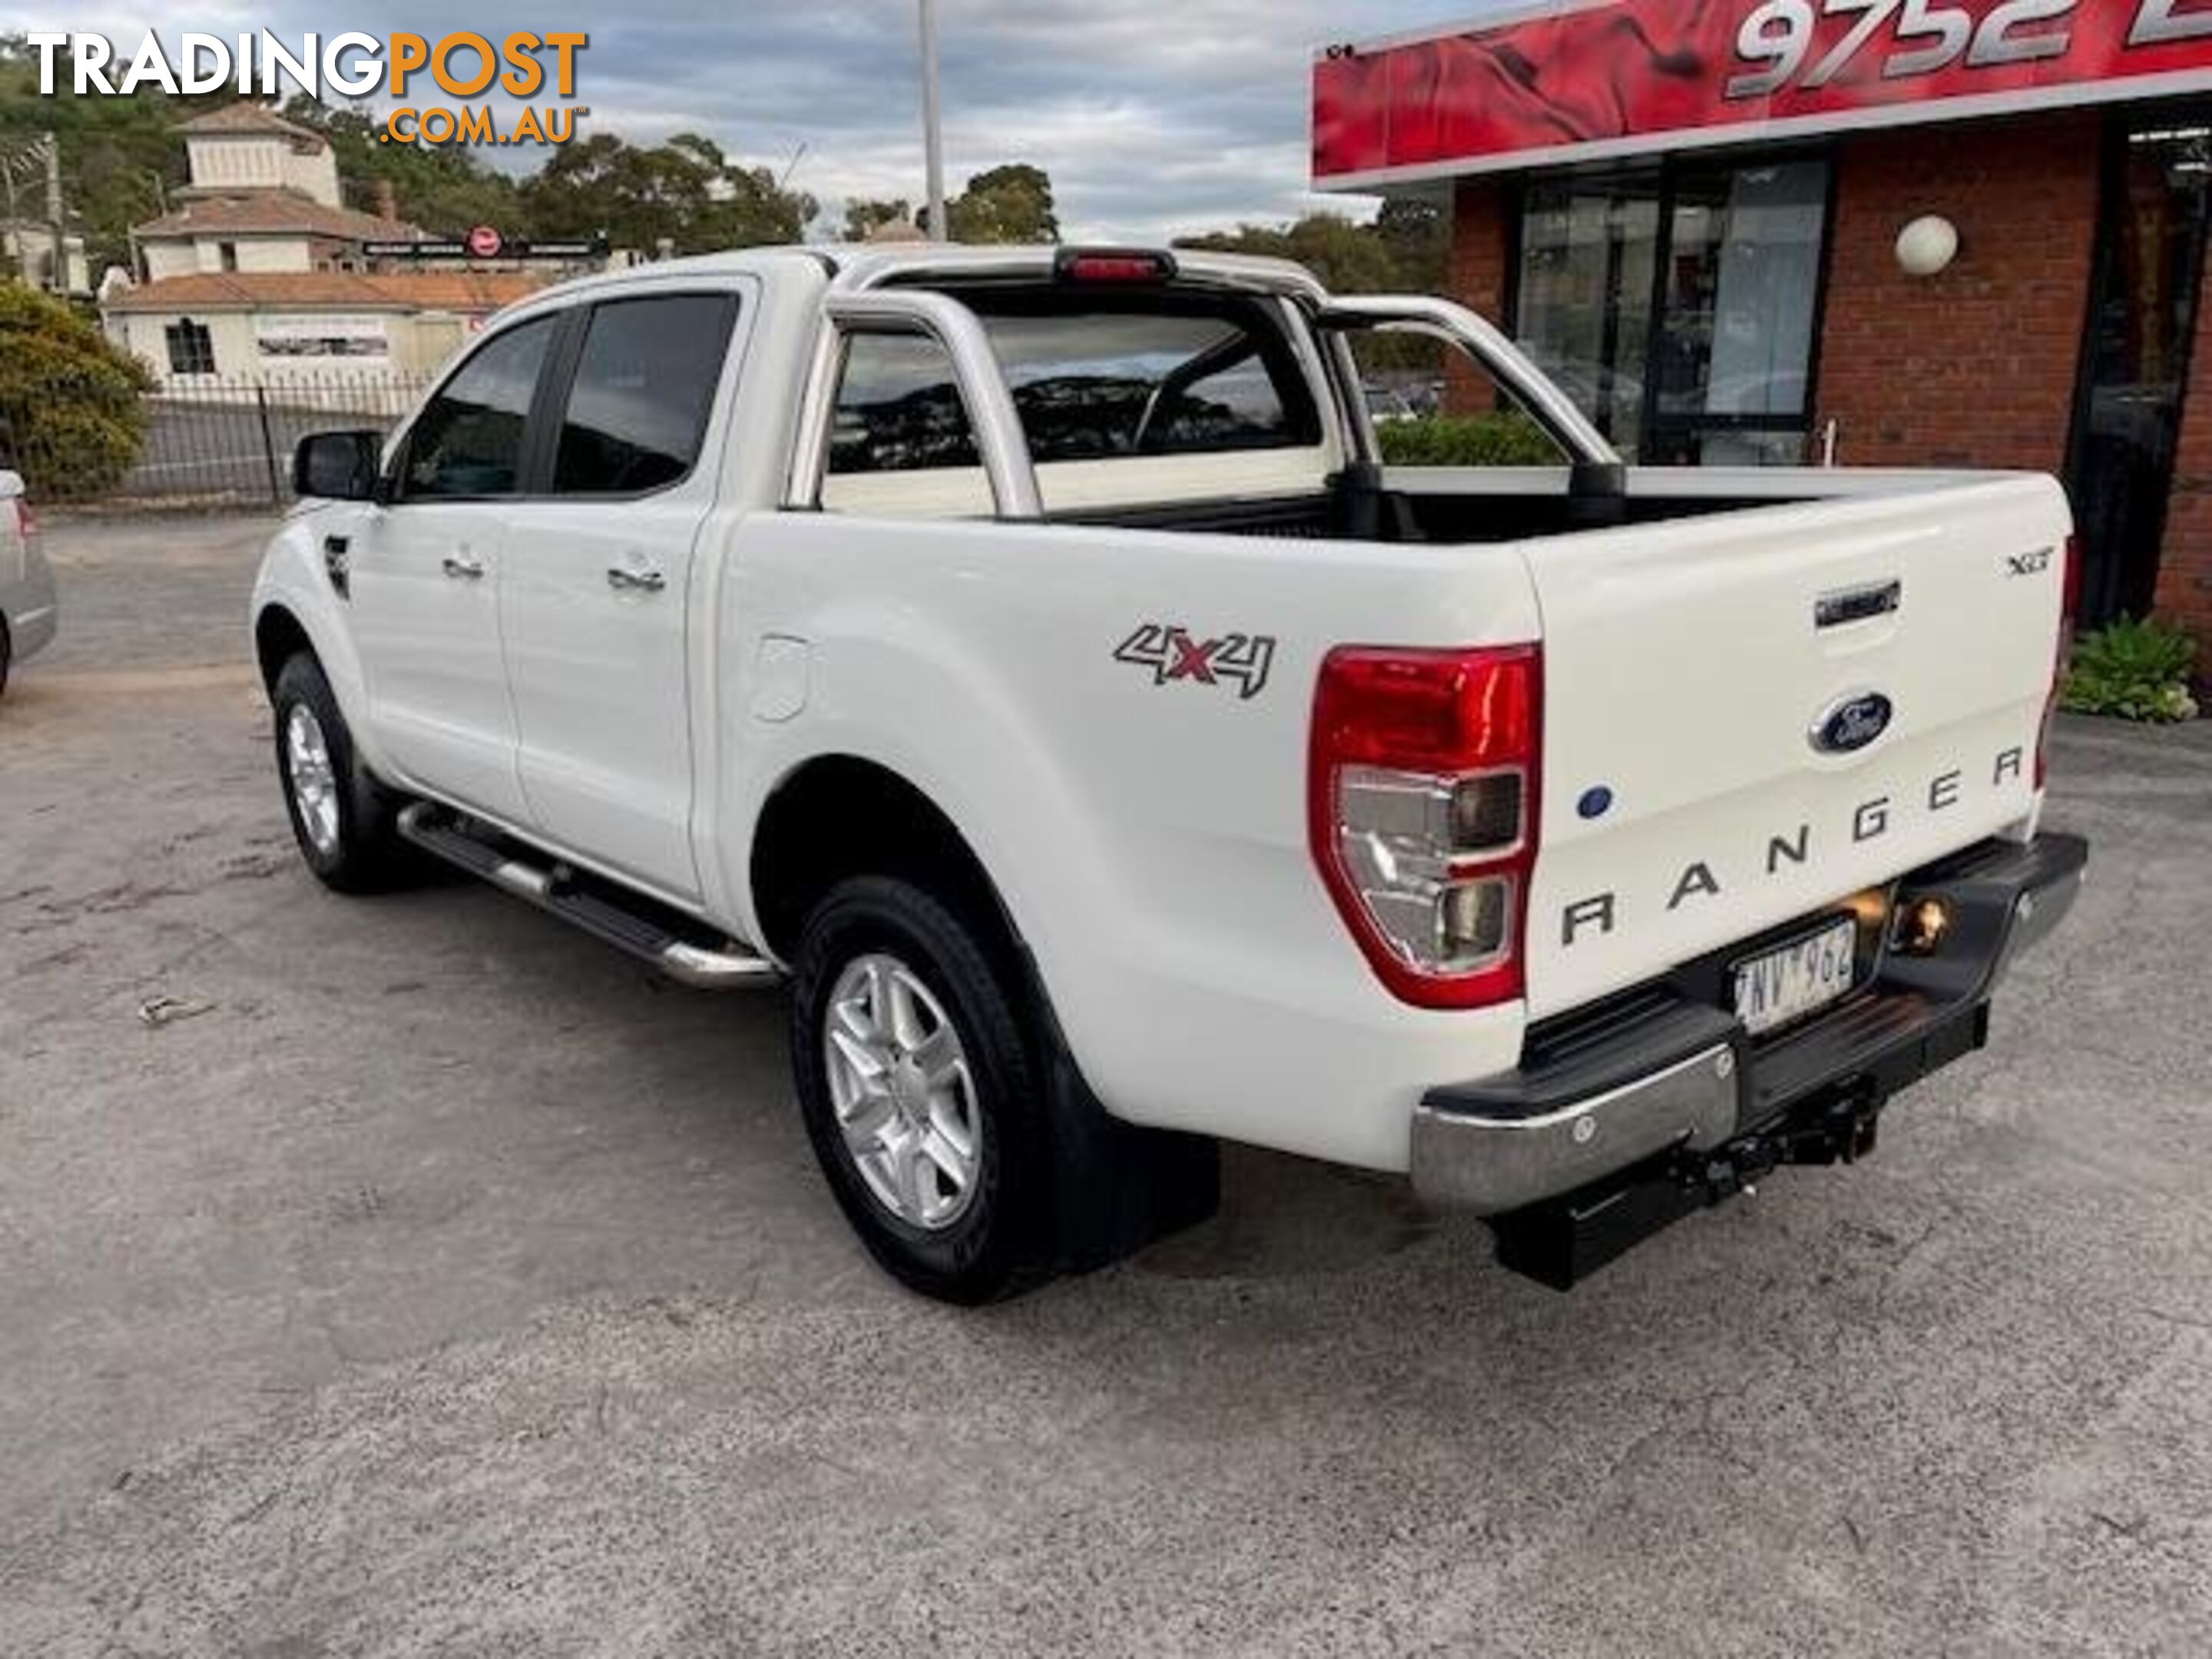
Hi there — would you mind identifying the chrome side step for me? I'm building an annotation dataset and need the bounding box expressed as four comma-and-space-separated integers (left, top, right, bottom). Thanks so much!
396, 804, 780, 991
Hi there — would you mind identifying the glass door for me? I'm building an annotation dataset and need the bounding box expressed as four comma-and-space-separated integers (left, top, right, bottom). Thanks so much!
1513, 156, 1832, 466
2066, 121, 2212, 628
1516, 171, 1661, 455
1647, 161, 1829, 466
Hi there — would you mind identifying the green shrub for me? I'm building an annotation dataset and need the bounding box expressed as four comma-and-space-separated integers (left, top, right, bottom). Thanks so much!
0, 286, 153, 499
1376, 412, 1562, 469
2062, 617, 2199, 723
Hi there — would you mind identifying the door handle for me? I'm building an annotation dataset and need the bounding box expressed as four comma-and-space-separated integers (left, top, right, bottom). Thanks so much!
442, 555, 485, 581
606, 566, 667, 594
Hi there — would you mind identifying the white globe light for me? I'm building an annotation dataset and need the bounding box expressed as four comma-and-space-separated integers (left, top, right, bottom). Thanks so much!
1896, 215, 1960, 278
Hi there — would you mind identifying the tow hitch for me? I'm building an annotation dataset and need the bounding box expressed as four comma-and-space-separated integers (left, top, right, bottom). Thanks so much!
1686, 1085, 1884, 1202
1492, 1084, 1890, 1292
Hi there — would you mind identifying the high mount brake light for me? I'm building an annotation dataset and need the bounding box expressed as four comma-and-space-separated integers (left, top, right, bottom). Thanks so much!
1310, 644, 1542, 1010
2036, 534, 2081, 790
1055, 249, 1177, 285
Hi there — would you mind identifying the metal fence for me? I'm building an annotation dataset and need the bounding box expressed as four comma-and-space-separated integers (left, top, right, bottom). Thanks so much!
1, 374, 432, 508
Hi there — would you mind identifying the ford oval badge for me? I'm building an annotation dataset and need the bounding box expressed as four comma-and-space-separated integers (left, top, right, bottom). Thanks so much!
1811, 691, 1895, 755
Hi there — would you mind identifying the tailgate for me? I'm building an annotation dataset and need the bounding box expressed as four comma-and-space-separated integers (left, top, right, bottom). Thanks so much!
1521, 475, 2070, 1019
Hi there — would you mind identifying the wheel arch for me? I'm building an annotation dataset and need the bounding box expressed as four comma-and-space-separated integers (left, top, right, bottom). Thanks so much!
748, 753, 1027, 974
254, 601, 316, 690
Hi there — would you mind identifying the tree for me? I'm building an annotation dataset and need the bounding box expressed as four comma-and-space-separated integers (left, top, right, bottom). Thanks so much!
1176, 212, 1403, 293
0, 283, 151, 498
843, 198, 913, 242
1177, 210, 1445, 373
669, 134, 816, 250
0, 33, 211, 275
2, 33, 816, 267
940, 164, 1058, 244
520, 132, 814, 256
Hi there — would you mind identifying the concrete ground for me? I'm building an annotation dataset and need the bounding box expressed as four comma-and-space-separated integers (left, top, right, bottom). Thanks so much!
2, 514, 2207, 1657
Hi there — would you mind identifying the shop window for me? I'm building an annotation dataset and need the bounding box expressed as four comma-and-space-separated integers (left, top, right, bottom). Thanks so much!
1517, 174, 1661, 455
1346, 332, 1566, 465
2066, 120, 2212, 628
164, 318, 215, 376
1515, 158, 1831, 465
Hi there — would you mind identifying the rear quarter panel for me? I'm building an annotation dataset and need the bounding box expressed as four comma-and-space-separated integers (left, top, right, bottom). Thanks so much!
717, 514, 1544, 1171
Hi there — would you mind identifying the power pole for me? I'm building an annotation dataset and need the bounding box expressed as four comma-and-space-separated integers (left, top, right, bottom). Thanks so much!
919, 0, 947, 240
44, 133, 65, 296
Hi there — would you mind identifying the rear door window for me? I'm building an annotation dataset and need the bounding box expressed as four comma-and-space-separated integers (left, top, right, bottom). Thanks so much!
553, 293, 738, 495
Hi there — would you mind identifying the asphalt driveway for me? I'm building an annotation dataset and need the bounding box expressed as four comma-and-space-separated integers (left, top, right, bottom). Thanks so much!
2, 514, 2207, 1656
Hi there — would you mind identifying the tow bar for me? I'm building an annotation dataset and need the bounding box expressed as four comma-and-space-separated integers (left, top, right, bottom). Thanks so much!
1491, 1084, 1890, 1292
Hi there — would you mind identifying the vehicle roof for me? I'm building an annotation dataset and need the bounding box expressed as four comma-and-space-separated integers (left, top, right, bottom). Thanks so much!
503, 243, 1330, 313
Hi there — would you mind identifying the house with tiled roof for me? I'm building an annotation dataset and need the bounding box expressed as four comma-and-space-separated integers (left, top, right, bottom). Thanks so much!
104, 105, 553, 384
133, 103, 424, 283
104, 269, 554, 382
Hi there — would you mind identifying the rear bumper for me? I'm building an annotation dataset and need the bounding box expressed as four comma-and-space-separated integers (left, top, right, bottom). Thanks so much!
1411, 833, 2088, 1223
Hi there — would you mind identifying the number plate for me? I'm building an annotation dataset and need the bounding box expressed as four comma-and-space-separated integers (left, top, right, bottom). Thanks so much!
1732, 919, 1859, 1038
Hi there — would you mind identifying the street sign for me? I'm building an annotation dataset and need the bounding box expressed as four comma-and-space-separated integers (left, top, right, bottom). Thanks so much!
360, 234, 610, 262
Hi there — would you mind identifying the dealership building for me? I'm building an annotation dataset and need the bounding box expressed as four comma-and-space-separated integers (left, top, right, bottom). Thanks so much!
1316, 1, 2212, 646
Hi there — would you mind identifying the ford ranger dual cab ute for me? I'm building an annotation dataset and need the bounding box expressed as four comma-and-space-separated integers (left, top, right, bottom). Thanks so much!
258, 244, 2088, 1302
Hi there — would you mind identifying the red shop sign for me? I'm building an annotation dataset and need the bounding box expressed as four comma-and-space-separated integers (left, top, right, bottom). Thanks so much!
1314, 0, 2212, 185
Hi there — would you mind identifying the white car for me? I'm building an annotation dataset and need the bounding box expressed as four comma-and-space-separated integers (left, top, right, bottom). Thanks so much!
253, 245, 2088, 1302
0, 469, 57, 697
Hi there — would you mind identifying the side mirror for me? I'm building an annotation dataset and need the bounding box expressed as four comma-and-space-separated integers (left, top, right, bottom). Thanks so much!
0, 469, 23, 502
293, 431, 384, 502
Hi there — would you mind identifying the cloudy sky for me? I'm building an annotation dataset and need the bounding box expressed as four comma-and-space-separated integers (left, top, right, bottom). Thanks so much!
13, 2, 1498, 238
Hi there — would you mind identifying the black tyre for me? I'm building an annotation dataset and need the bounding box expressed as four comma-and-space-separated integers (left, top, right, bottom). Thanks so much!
270, 651, 410, 893
788, 873, 1222, 1304
789, 875, 1055, 1303
0, 614, 12, 700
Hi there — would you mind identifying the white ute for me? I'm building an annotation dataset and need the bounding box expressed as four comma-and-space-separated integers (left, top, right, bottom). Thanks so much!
253, 245, 2088, 1300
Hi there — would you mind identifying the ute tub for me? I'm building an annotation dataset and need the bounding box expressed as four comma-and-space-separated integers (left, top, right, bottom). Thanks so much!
1411, 832, 2088, 1218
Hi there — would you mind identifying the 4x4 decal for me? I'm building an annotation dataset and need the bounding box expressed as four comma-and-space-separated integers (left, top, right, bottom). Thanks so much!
1114, 624, 1277, 701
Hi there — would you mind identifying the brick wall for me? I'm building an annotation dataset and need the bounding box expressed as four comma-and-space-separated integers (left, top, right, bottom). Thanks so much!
1449, 176, 1514, 320
1445, 177, 1515, 412
1816, 115, 2101, 473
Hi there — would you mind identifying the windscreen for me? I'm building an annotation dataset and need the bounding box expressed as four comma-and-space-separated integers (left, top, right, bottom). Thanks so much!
829, 292, 1323, 476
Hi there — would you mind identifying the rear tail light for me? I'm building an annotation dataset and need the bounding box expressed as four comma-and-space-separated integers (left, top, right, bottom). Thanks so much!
1310, 644, 1541, 1009
2035, 534, 2081, 790
13, 498, 35, 541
